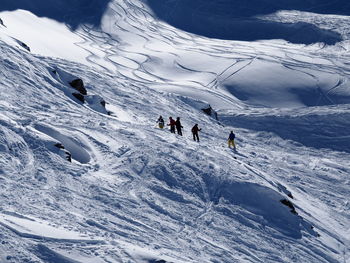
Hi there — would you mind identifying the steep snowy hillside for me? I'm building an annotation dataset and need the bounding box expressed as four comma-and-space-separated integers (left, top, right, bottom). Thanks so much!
0, 0, 350, 262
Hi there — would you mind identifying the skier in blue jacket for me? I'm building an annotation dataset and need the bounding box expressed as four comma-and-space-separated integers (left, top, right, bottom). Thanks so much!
228, 131, 236, 150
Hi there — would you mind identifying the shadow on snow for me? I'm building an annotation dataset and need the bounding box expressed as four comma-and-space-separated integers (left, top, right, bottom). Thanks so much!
208, 181, 304, 239
146, 0, 350, 44
220, 112, 350, 153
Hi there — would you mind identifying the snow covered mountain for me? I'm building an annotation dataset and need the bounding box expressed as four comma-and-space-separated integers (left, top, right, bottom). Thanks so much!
0, 0, 349, 262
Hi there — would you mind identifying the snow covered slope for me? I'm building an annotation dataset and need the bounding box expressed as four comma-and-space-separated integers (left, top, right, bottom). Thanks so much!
0, 0, 349, 262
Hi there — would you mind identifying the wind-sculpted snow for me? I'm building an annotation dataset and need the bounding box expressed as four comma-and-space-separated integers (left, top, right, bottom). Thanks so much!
1, 1, 350, 262
1, 38, 349, 262
0, 120, 33, 175
1, 0, 350, 110
34, 124, 91, 164
146, 0, 346, 44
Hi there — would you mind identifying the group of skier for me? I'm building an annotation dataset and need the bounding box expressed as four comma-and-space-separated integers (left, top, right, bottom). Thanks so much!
157, 115, 236, 149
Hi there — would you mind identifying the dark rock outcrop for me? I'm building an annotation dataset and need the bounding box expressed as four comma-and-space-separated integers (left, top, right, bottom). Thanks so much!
280, 199, 297, 214
65, 152, 72, 162
19, 41, 30, 52
69, 78, 87, 95
53, 71, 111, 115
0, 18, 4, 27
277, 183, 294, 199
100, 99, 106, 107
202, 105, 218, 120
54, 143, 72, 162
54, 143, 64, 149
72, 92, 85, 103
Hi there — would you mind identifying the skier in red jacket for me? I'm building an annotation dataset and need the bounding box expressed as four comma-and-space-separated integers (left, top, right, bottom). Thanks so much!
168, 117, 176, 133
191, 124, 201, 142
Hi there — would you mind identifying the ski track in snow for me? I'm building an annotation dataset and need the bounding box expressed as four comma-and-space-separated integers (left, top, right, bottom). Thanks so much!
0, 0, 350, 262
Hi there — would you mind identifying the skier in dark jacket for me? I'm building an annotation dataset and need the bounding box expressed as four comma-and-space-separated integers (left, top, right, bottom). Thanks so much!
175, 117, 183, 136
228, 131, 236, 150
157, 115, 164, 129
168, 117, 176, 133
191, 124, 201, 142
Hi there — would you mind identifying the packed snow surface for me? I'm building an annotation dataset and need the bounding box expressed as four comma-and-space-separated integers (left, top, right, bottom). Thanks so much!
0, 0, 349, 262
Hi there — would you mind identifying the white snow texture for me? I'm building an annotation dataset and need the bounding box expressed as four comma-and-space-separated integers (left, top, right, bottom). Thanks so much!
0, 0, 349, 262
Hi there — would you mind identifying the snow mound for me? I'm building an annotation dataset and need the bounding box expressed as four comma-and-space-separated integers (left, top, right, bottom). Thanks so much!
0, 212, 103, 243
34, 124, 91, 164
208, 181, 304, 238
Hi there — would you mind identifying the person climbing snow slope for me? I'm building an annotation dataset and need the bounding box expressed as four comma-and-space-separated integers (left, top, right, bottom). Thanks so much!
157, 115, 164, 129
191, 124, 201, 142
168, 117, 176, 133
228, 131, 236, 150
175, 117, 183, 136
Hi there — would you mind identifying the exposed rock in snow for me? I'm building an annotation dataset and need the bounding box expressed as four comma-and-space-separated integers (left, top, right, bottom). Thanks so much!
18, 40, 30, 51
69, 78, 87, 95
54, 143, 72, 162
72, 92, 85, 103
201, 105, 218, 120
280, 199, 297, 215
